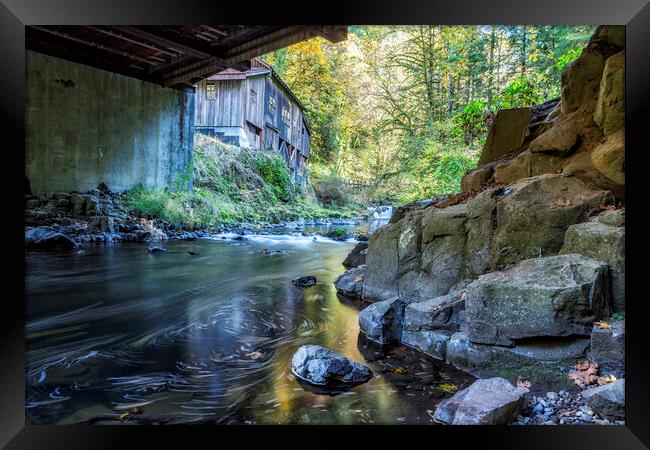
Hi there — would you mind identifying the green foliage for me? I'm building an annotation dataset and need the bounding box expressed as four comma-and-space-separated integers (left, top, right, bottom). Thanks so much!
452, 100, 488, 145
312, 173, 353, 207
555, 47, 583, 71
500, 75, 544, 109
250, 153, 294, 202
124, 134, 361, 229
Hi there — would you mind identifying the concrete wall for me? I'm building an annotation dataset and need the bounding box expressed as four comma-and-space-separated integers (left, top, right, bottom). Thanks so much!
26, 50, 194, 193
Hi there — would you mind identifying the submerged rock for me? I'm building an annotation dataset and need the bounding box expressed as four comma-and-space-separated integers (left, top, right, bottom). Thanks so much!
292, 276, 317, 287
290, 345, 372, 386
25, 228, 78, 250
466, 254, 610, 346
334, 266, 365, 299
147, 246, 167, 253
433, 377, 526, 425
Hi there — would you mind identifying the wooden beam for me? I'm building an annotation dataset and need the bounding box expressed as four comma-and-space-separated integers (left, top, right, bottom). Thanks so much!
309, 26, 348, 43
111, 26, 212, 58
220, 26, 317, 63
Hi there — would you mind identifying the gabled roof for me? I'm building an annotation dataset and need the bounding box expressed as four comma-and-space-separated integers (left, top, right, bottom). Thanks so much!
207, 57, 311, 134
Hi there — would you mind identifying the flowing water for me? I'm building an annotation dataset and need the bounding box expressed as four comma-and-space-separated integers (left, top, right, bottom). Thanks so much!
25, 222, 473, 425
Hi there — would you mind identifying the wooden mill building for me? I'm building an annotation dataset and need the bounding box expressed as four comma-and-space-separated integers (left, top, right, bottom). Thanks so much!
194, 58, 311, 187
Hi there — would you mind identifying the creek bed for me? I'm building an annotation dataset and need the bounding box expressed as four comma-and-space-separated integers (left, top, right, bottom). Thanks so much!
25, 223, 473, 425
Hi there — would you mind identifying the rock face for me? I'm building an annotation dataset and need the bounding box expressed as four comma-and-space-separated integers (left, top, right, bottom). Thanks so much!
334, 266, 365, 298
589, 320, 625, 378
359, 26, 626, 390
492, 175, 614, 266
591, 129, 624, 185
433, 377, 526, 425
560, 210, 624, 312
594, 51, 625, 135
25, 228, 78, 250
478, 108, 531, 166
581, 379, 625, 420
466, 254, 610, 346
358, 298, 404, 345
291, 345, 372, 386
342, 242, 368, 268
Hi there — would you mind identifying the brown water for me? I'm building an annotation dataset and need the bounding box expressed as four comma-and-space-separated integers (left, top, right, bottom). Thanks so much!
25, 224, 473, 425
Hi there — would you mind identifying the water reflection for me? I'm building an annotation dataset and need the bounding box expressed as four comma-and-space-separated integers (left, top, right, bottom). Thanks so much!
25, 223, 472, 425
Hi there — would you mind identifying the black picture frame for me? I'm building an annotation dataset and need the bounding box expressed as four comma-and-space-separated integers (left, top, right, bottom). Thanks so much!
1, 0, 649, 448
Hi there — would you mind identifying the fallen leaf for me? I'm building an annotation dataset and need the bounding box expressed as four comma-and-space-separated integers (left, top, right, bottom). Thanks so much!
554, 199, 572, 207
437, 383, 460, 394
118, 412, 130, 421
393, 367, 408, 374
354, 275, 364, 282
597, 374, 617, 386
516, 377, 532, 393
569, 360, 599, 388
594, 321, 612, 330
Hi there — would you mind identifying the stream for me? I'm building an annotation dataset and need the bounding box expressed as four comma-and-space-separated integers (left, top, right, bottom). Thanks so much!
25, 221, 473, 425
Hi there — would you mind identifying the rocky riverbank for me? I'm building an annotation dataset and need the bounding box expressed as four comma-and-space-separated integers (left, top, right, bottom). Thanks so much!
334, 25, 626, 425
24, 186, 362, 250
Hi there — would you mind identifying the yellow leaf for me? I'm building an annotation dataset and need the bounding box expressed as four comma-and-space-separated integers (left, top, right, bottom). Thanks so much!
354, 275, 364, 282
437, 383, 459, 393
393, 367, 407, 374
118, 412, 130, 421
597, 374, 617, 386
594, 321, 612, 330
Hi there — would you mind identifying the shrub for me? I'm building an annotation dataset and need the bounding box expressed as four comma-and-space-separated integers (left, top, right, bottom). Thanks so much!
313, 173, 353, 207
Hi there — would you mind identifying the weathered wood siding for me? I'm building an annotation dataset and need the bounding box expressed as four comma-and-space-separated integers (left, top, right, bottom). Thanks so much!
194, 79, 245, 127
245, 75, 265, 131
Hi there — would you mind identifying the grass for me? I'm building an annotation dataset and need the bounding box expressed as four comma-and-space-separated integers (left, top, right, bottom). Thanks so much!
124, 134, 362, 230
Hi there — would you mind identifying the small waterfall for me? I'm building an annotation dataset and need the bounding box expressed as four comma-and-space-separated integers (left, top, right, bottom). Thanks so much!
368, 205, 393, 220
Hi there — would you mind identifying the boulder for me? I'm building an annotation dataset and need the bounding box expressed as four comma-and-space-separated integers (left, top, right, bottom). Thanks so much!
403, 292, 465, 333
478, 108, 531, 166
25, 228, 77, 250
590, 25, 625, 50
363, 223, 400, 301
446, 332, 470, 368
494, 152, 531, 185
529, 153, 566, 176
358, 298, 405, 345
461, 164, 494, 192
292, 276, 317, 287
594, 51, 625, 135
342, 242, 368, 268
334, 266, 365, 299
597, 208, 625, 227
589, 320, 625, 378
529, 122, 579, 156
401, 329, 451, 360
561, 45, 606, 114
465, 188, 497, 277
581, 379, 624, 420
433, 377, 526, 425
466, 254, 610, 346
493, 174, 615, 265
560, 217, 624, 270
591, 129, 624, 185
290, 345, 373, 386
560, 212, 625, 312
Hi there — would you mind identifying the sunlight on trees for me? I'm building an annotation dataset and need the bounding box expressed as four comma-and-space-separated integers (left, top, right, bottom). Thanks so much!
263, 25, 595, 205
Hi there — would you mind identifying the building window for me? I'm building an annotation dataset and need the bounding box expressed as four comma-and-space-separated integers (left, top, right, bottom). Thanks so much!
269, 95, 276, 112
206, 83, 216, 100
282, 107, 290, 125
250, 89, 257, 106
